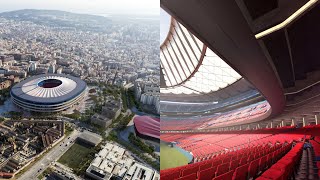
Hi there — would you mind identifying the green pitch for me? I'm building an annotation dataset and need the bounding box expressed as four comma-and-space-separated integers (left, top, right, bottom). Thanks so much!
58, 142, 93, 169
160, 142, 190, 170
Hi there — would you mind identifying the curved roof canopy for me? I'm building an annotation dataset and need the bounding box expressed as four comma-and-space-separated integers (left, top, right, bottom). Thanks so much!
11, 74, 86, 104
160, 12, 242, 94
134, 116, 160, 139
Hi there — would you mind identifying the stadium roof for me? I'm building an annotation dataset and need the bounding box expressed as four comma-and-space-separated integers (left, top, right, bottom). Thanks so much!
11, 74, 86, 104
134, 116, 160, 139
160, 10, 242, 94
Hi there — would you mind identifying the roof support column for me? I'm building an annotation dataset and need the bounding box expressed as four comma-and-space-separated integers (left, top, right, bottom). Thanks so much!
291, 118, 295, 126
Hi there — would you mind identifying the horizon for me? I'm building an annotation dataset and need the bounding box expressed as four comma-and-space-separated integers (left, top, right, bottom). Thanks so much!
0, 0, 159, 16
0, 8, 160, 18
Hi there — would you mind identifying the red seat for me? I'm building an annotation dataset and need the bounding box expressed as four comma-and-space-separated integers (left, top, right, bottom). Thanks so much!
200, 163, 212, 171
212, 160, 222, 167
237, 153, 243, 160
198, 166, 217, 180
230, 159, 240, 170
259, 156, 268, 171
254, 153, 260, 159
223, 157, 231, 163
161, 174, 174, 180
231, 155, 238, 161
274, 150, 281, 161
256, 177, 273, 180
271, 159, 293, 179
266, 153, 273, 167
215, 163, 230, 176
182, 166, 199, 176
247, 155, 254, 162
260, 168, 284, 180
213, 170, 234, 180
161, 171, 180, 180
239, 157, 247, 166
232, 163, 249, 180
248, 159, 260, 178
176, 173, 197, 180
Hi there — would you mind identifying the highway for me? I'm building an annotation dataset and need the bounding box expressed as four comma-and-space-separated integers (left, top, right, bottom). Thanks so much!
17, 129, 80, 180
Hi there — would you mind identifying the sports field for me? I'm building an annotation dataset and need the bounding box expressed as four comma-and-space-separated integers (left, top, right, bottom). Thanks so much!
160, 142, 190, 170
58, 142, 93, 169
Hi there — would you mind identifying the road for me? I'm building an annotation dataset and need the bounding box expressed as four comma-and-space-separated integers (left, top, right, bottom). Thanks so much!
18, 129, 80, 180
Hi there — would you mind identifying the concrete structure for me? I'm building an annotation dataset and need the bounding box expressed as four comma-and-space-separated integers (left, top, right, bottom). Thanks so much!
91, 97, 121, 128
91, 114, 112, 128
86, 143, 157, 180
101, 98, 121, 119
134, 78, 160, 115
11, 74, 86, 112
0, 80, 11, 90
123, 163, 155, 180
56, 68, 63, 74
77, 130, 102, 147
48, 64, 55, 73
28, 62, 37, 72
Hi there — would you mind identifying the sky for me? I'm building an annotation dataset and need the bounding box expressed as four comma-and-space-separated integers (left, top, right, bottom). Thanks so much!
0, 0, 159, 15
160, 8, 170, 44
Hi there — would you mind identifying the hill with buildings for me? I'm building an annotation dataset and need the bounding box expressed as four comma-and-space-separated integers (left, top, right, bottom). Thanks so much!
0, 9, 112, 32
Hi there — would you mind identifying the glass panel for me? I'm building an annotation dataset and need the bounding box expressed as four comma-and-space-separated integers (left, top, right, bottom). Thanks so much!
160, 19, 242, 93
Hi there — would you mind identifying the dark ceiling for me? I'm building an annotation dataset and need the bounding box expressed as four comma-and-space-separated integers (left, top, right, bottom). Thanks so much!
161, 0, 320, 117
243, 0, 278, 20
260, 3, 320, 88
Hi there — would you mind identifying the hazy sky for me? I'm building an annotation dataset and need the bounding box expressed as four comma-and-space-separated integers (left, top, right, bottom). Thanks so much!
160, 8, 170, 44
0, 0, 159, 15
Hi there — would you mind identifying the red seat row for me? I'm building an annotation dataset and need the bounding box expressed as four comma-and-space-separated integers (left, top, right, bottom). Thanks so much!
161, 132, 303, 162
257, 142, 304, 180
161, 143, 292, 180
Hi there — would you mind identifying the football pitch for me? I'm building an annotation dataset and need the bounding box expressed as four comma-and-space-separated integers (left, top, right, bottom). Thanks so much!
58, 142, 93, 169
160, 142, 190, 170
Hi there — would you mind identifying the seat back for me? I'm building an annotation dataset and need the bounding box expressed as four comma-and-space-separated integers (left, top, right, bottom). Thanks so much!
230, 159, 240, 170
223, 157, 231, 163
198, 166, 217, 180
260, 168, 284, 180
248, 159, 260, 178
266, 153, 273, 167
213, 170, 234, 180
259, 155, 268, 171
160, 171, 181, 180
199, 162, 212, 171
176, 173, 197, 180
212, 160, 222, 167
232, 163, 249, 180
215, 163, 230, 176
182, 165, 199, 176
239, 156, 247, 166
247, 155, 254, 162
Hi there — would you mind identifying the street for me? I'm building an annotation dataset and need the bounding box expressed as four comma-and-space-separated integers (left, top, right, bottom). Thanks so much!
18, 129, 80, 180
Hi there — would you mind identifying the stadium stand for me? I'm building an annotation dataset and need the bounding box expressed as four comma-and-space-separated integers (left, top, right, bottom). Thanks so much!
161, 126, 320, 180
160, 1, 320, 180
161, 101, 270, 131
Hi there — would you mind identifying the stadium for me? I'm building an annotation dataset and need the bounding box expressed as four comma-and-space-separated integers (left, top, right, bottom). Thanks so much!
160, 1, 320, 180
11, 74, 87, 112
133, 115, 160, 140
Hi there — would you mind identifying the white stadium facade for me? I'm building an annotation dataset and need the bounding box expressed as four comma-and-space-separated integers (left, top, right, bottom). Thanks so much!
11, 74, 87, 112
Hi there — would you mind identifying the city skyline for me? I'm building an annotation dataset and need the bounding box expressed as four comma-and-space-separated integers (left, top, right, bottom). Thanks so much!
0, 2, 160, 178
0, 0, 159, 16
